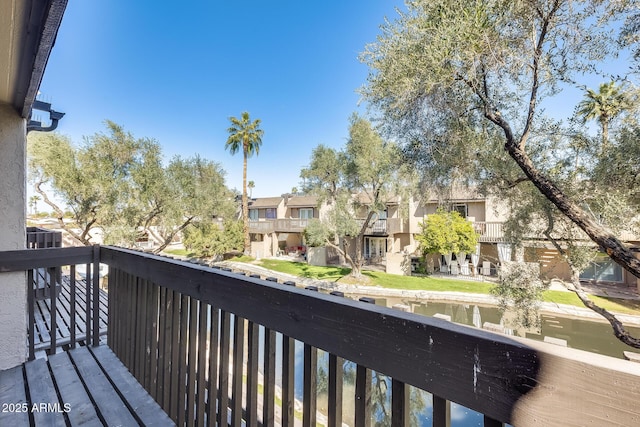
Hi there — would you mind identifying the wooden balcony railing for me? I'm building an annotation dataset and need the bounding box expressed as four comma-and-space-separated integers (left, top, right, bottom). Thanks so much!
387, 217, 409, 234
2, 245, 640, 426
0, 246, 103, 360
275, 218, 309, 232
248, 219, 275, 233
26, 226, 62, 248
249, 218, 311, 233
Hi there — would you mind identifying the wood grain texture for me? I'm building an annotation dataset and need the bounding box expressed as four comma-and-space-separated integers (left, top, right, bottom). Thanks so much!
100, 245, 640, 426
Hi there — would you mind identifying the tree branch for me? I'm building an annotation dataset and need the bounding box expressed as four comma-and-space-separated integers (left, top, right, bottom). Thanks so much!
543, 211, 640, 349
152, 216, 195, 254
34, 181, 91, 245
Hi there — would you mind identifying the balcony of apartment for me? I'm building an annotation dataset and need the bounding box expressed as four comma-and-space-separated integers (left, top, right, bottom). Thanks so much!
1, 245, 639, 426
357, 218, 388, 235
387, 218, 410, 234
249, 218, 312, 234
473, 221, 506, 242
248, 219, 276, 234
275, 218, 310, 233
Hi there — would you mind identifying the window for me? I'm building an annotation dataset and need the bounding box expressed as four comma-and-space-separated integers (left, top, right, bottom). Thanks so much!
266, 208, 277, 219
452, 204, 467, 218
580, 256, 623, 282
248, 209, 258, 220
299, 208, 314, 219
377, 209, 387, 220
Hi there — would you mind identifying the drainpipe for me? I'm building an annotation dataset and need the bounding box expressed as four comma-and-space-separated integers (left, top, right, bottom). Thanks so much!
27, 100, 65, 133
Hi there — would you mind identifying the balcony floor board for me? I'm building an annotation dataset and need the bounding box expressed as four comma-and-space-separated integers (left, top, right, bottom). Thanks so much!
32, 275, 108, 351
0, 345, 174, 427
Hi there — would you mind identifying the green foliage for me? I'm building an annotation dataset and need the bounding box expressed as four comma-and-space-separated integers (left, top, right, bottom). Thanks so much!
300, 115, 405, 276
577, 81, 636, 150
225, 112, 264, 158
303, 218, 329, 247
184, 220, 243, 258
300, 144, 345, 202
492, 262, 547, 329
416, 209, 478, 256
28, 122, 233, 249
359, 0, 640, 342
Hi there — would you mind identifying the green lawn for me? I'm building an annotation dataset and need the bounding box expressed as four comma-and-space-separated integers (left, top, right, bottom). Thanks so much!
258, 259, 351, 281
247, 259, 640, 315
256, 259, 492, 292
163, 248, 195, 257
543, 290, 640, 315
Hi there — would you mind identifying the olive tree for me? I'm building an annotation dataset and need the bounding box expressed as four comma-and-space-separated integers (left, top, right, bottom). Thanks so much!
360, 0, 640, 346
301, 114, 402, 277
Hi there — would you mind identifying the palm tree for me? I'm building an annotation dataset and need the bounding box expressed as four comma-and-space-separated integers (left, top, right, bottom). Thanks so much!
29, 195, 41, 215
225, 112, 264, 253
577, 81, 631, 152
248, 180, 255, 198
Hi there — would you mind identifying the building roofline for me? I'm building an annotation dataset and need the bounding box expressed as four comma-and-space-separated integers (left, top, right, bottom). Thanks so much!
14, 0, 67, 118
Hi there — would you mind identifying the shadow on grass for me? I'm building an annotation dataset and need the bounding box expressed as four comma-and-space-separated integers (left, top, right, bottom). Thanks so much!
298, 263, 351, 280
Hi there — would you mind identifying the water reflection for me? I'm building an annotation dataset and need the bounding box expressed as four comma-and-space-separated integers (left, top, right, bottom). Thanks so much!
249, 293, 637, 426
358, 296, 640, 359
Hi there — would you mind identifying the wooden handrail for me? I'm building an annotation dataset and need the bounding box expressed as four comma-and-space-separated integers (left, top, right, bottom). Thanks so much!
0, 245, 100, 360
100, 245, 640, 426
3, 245, 640, 426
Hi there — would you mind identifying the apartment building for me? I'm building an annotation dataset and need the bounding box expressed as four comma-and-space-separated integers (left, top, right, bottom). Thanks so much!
247, 194, 328, 258
247, 189, 640, 289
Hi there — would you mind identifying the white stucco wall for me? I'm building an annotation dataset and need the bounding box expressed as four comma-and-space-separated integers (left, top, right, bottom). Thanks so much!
0, 103, 27, 370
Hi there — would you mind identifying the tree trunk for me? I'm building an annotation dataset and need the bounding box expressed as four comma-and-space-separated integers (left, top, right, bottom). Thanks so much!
503, 140, 640, 279
324, 238, 359, 276
486, 108, 640, 280
242, 150, 250, 255
352, 210, 378, 278
601, 119, 609, 153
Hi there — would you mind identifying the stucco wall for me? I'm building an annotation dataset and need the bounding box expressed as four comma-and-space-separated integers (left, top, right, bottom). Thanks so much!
0, 104, 27, 369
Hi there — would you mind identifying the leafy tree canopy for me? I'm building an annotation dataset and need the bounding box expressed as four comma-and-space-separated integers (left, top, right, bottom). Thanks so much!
416, 209, 479, 256
360, 0, 640, 346
184, 220, 243, 258
300, 114, 405, 277
28, 121, 234, 251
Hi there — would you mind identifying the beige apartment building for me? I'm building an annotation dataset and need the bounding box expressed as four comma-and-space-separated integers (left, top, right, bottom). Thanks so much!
247, 189, 640, 288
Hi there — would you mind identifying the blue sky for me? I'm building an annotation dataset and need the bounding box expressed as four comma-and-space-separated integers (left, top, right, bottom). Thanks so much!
37, 2, 637, 202
38, 1, 402, 198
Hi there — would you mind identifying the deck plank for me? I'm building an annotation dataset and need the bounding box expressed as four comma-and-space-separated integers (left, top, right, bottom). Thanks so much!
68, 347, 138, 427
24, 358, 66, 426
32, 274, 108, 351
48, 351, 101, 426
90, 345, 174, 426
0, 365, 30, 426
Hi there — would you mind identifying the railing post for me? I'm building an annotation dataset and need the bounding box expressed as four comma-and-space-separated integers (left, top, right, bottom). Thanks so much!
433, 395, 451, 427
92, 244, 100, 346
328, 290, 345, 427
48, 266, 58, 355
70, 265, 77, 349
85, 261, 92, 346
27, 269, 35, 360
355, 297, 375, 427
303, 286, 318, 427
